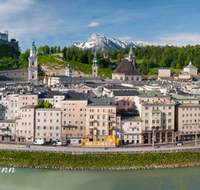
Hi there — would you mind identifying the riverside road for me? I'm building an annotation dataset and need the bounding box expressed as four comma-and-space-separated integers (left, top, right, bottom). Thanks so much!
0, 141, 200, 154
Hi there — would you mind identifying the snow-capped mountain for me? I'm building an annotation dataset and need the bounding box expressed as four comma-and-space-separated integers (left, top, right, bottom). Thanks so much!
70, 33, 169, 52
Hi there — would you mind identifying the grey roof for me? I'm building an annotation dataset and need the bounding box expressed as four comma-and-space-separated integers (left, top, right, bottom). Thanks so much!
0, 75, 27, 82
184, 64, 197, 69
88, 97, 116, 106
0, 119, 15, 123
104, 85, 135, 90
0, 68, 28, 73
121, 116, 142, 121
113, 91, 138, 96
39, 91, 65, 99
35, 108, 61, 111
63, 91, 91, 101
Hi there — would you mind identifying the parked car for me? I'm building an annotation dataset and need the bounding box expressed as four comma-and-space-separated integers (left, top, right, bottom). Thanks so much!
33, 139, 45, 145
174, 142, 183, 146
53, 142, 62, 146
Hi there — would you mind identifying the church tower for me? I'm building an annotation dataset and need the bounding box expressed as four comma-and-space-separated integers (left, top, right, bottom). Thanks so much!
66, 63, 72, 77
128, 42, 136, 67
92, 52, 99, 77
28, 39, 38, 83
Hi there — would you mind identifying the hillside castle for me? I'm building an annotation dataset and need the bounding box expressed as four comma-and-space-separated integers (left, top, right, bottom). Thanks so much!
0, 30, 19, 52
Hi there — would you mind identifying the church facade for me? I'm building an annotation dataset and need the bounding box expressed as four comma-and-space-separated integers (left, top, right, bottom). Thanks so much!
112, 42, 142, 81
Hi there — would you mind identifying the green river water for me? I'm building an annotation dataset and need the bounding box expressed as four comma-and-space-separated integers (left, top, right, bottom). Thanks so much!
1, 166, 200, 190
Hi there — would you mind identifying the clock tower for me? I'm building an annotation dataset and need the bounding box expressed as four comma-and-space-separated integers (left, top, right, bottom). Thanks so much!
28, 39, 38, 83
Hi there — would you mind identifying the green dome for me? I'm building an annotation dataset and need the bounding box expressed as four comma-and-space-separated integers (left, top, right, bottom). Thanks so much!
30, 39, 37, 51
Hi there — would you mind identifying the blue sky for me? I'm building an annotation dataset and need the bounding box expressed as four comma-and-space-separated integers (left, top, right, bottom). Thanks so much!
1, 0, 200, 52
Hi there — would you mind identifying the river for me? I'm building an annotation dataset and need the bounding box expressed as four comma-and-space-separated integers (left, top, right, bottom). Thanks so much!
1, 166, 200, 190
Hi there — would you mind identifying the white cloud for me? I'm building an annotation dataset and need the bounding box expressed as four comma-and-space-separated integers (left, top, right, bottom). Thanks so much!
89, 22, 99, 27
155, 33, 200, 46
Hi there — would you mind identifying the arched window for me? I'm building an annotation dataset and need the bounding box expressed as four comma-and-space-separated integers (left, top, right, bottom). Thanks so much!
120, 77, 123, 80
137, 77, 139, 80
126, 77, 128, 81
156, 120, 159, 124
131, 77, 134, 80
152, 120, 155, 124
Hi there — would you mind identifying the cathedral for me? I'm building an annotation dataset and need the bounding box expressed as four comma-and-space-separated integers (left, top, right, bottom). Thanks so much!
112, 42, 142, 81
0, 40, 38, 84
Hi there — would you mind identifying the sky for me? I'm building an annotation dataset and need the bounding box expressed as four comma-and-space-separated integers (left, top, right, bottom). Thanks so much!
1, 0, 200, 52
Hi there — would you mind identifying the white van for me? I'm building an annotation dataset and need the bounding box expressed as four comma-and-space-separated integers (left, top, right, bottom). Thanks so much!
33, 139, 45, 145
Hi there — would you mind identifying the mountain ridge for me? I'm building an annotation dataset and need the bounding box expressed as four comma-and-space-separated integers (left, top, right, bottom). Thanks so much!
70, 33, 170, 52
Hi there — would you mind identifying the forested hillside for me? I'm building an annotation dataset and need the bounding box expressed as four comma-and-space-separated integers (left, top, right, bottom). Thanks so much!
2, 43, 200, 78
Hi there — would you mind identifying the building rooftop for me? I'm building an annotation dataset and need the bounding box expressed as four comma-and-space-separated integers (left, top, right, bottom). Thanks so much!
137, 90, 165, 97
184, 62, 197, 69
38, 91, 65, 99
104, 85, 135, 90
169, 93, 197, 100
35, 108, 61, 111
63, 91, 91, 101
88, 97, 116, 107
113, 91, 138, 96
113, 61, 142, 75
20, 105, 35, 109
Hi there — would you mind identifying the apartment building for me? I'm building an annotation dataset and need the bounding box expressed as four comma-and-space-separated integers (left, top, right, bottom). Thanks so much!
61, 91, 89, 145
171, 93, 200, 141
113, 91, 138, 112
135, 91, 175, 144
121, 116, 142, 144
7, 94, 18, 119
86, 97, 117, 141
35, 108, 62, 142
18, 93, 38, 112
38, 91, 65, 108
0, 120, 15, 141
15, 105, 35, 142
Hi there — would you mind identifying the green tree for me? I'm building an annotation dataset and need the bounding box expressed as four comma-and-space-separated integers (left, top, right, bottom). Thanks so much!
56, 46, 61, 53
142, 66, 148, 75
10, 38, 16, 42
43, 45, 50, 55
171, 62, 175, 69
176, 63, 181, 69
111, 50, 117, 59
37, 46, 44, 55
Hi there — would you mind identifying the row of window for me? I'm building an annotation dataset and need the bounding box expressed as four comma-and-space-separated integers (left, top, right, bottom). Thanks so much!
145, 106, 172, 110
125, 128, 140, 132
145, 126, 172, 130
63, 121, 84, 125
182, 113, 200, 117
145, 112, 172, 117
37, 119, 59, 123
63, 114, 86, 118
37, 126, 59, 130
89, 109, 113, 113
37, 112, 59, 116
182, 119, 198, 123
182, 126, 200, 129
63, 108, 86, 112
16, 130, 31, 134
37, 133, 59, 137
124, 135, 140, 139
63, 126, 83, 131
89, 129, 106, 135
66, 133, 83, 137
22, 97, 35, 100
22, 109, 32, 112
63, 103, 86, 106
145, 119, 172, 124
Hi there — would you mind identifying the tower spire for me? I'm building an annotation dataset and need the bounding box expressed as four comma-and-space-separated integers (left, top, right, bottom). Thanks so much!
129, 41, 134, 55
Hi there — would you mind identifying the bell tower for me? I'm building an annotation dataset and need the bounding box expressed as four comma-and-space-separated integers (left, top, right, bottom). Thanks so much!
28, 39, 38, 83
128, 41, 136, 67
92, 52, 99, 77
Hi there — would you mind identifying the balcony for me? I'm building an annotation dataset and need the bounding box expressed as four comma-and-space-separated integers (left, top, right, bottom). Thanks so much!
89, 126, 94, 129
89, 119, 94, 122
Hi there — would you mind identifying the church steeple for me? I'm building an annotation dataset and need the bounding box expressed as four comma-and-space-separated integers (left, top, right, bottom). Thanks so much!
92, 52, 98, 66
92, 52, 98, 77
129, 41, 134, 55
128, 41, 136, 67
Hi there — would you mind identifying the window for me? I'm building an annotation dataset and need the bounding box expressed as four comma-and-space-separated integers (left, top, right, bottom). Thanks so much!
145, 113, 148, 117
102, 122, 105, 127
75, 121, 78, 124
163, 119, 165, 123
56, 127, 59, 130
50, 133, 52, 136
145, 107, 148, 110
50, 113, 52, 116
103, 109, 105, 112
145, 120, 148, 124
29, 130, 31, 134
80, 126, 83, 130
152, 120, 155, 124
168, 119, 171, 123
56, 119, 59, 123
50, 126, 52, 130
44, 119, 46, 122
80, 114, 82, 117
97, 115, 100, 119
89, 109, 94, 112
43, 126, 46, 129
44, 113, 46, 116
97, 109, 100, 112
57, 113, 59, 116
50, 119, 52, 123
38, 113, 40, 116
103, 115, 105, 120
168, 112, 172, 116
44, 133, 46, 136
102, 130, 106, 135
56, 133, 59, 137
80, 121, 83, 124
168, 106, 172, 109
80, 109, 83, 111
37, 126, 40, 129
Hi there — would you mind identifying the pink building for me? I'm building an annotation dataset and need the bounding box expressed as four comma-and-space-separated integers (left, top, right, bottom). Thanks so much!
15, 105, 35, 142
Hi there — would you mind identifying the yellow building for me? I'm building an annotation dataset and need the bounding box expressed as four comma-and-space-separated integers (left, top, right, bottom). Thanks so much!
86, 97, 117, 141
